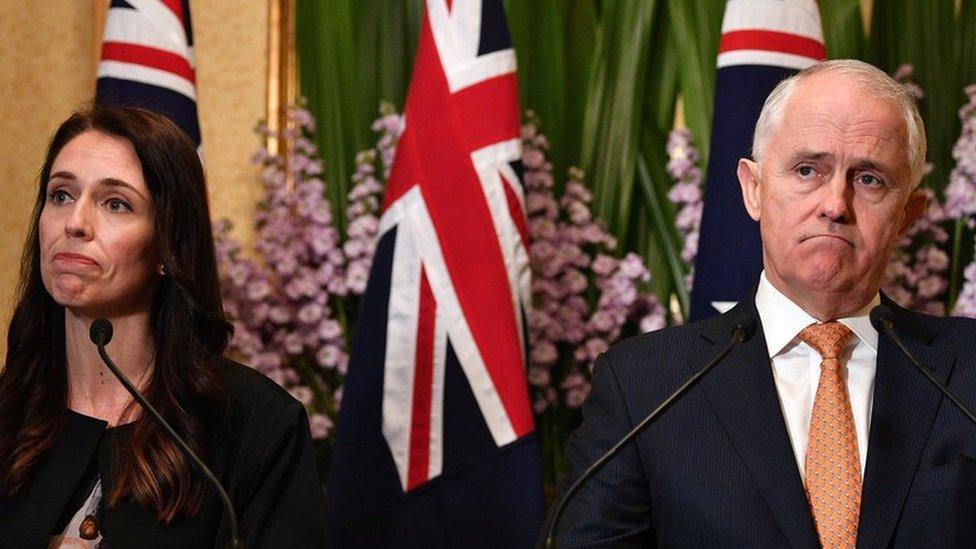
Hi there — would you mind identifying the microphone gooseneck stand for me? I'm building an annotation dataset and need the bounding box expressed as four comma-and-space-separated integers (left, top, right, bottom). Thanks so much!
870, 305, 976, 427
544, 317, 758, 548
89, 318, 244, 549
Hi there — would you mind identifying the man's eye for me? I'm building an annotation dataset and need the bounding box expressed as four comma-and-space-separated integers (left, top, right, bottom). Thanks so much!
797, 166, 816, 178
858, 174, 884, 187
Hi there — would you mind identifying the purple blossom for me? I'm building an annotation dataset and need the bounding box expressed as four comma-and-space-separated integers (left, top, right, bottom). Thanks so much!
297, 303, 324, 324
246, 279, 272, 301
522, 113, 668, 415
309, 413, 334, 440
591, 254, 618, 276
528, 365, 551, 387
290, 386, 315, 406
883, 72, 953, 314
213, 101, 406, 446
317, 344, 341, 368
666, 128, 704, 289
952, 86, 976, 317
561, 371, 591, 409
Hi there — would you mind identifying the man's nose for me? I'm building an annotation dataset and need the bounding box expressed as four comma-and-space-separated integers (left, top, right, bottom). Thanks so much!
819, 174, 851, 223
65, 200, 94, 239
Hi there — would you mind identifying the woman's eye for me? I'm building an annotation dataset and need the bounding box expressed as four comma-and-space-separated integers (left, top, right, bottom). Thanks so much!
49, 189, 71, 204
106, 198, 132, 212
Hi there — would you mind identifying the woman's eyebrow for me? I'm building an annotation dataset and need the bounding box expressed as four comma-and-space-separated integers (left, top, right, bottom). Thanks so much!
102, 178, 148, 200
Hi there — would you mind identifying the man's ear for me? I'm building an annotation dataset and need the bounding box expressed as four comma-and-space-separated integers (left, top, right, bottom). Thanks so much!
738, 158, 762, 221
898, 189, 928, 237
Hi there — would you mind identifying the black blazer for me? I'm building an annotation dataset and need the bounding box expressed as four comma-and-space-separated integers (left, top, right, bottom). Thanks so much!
0, 360, 331, 548
553, 296, 976, 547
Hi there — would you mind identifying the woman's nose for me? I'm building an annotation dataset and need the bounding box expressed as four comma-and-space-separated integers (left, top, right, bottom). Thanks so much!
64, 200, 94, 239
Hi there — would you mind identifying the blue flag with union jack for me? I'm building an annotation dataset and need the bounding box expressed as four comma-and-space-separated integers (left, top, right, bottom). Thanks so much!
689, 0, 826, 320
327, 0, 544, 546
96, 0, 201, 147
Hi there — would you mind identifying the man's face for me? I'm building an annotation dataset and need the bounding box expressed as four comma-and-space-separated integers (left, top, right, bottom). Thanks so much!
738, 72, 927, 318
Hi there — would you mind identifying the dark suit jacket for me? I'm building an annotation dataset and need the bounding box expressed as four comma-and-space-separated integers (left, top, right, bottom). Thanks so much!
0, 359, 331, 548
553, 297, 976, 547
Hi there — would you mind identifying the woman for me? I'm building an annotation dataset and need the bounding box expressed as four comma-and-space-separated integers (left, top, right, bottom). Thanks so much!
0, 106, 330, 547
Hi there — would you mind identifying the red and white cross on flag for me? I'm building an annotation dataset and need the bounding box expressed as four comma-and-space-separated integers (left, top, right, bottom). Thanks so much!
376, 0, 533, 492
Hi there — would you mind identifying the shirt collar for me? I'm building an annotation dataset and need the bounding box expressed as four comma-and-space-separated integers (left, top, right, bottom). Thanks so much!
755, 271, 879, 358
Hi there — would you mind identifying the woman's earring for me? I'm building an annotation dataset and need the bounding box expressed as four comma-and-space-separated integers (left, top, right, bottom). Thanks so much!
159, 264, 167, 276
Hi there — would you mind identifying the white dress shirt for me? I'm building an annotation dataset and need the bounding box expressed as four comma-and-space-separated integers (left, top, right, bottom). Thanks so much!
754, 271, 879, 482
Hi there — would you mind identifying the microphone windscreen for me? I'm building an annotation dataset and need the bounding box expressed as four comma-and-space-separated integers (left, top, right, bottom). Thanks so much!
731, 313, 759, 342
869, 305, 894, 333
90, 318, 114, 346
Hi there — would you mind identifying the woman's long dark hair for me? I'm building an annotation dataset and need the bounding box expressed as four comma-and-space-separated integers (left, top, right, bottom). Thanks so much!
0, 106, 233, 523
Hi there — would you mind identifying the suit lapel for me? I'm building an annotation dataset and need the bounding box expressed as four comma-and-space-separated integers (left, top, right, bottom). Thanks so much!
697, 299, 820, 548
857, 303, 951, 548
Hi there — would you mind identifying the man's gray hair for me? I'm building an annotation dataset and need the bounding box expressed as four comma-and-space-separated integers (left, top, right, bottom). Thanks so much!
751, 59, 927, 187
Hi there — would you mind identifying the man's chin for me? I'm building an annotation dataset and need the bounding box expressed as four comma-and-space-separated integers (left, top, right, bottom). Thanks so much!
774, 265, 857, 297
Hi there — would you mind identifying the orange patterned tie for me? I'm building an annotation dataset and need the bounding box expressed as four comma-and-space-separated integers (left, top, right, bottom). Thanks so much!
798, 321, 860, 548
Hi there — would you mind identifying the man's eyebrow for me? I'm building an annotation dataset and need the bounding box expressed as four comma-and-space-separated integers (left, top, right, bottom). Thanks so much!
849, 158, 893, 176
784, 151, 834, 164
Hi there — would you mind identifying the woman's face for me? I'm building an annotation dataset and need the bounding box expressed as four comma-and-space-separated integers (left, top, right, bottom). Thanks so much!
39, 130, 160, 318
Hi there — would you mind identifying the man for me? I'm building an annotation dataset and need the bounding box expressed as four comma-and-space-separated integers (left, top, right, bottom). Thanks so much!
553, 60, 976, 547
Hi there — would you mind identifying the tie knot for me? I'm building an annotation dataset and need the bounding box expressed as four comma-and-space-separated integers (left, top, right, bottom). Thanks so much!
798, 321, 854, 362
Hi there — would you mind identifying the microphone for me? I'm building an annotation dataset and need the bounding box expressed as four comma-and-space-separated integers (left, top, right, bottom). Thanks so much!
89, 319, 244, 549
869, 305, 976, 428
544, 315, 759, 548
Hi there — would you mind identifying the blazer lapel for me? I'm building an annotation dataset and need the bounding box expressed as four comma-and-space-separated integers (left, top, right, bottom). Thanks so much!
697, 299, 820, 549
857, 302, 952, 548
5, 410, 107, 546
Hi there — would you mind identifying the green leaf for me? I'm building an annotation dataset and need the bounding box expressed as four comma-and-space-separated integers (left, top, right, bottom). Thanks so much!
637, 6, 685, 315
297, 0, 368, 233
579, 0, 658, 251
507, 1, 598, 186
637, 152, 688, 317
818, 0, 865, 59
869, 0, 958, 195
665, 0, 724, 170
958, 0, 976, 90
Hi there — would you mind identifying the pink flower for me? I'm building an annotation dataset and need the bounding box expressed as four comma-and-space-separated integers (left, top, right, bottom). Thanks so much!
309, 413, 334, 440
530, 341, 558, 366
246, 279, 272, 301
562, 269, 588, 294
269, 305, 292, 324
523, 148, 546, 169
589, 311, 616, 333
317, 344, 341, 368
346, 262, 371, 294
640, 310, 667, 333
297, 303, 324, 324
343, 239, 365, 258
533, 397, 549, 414
318, 319, 342, 340
283, 333, 305, 354
585, 338, 608, 360
265, 369, 288, 387
561, 371, 591, 409
290, 386, 314, 406
528, 365, 551, 387
617, 254, 650, 281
